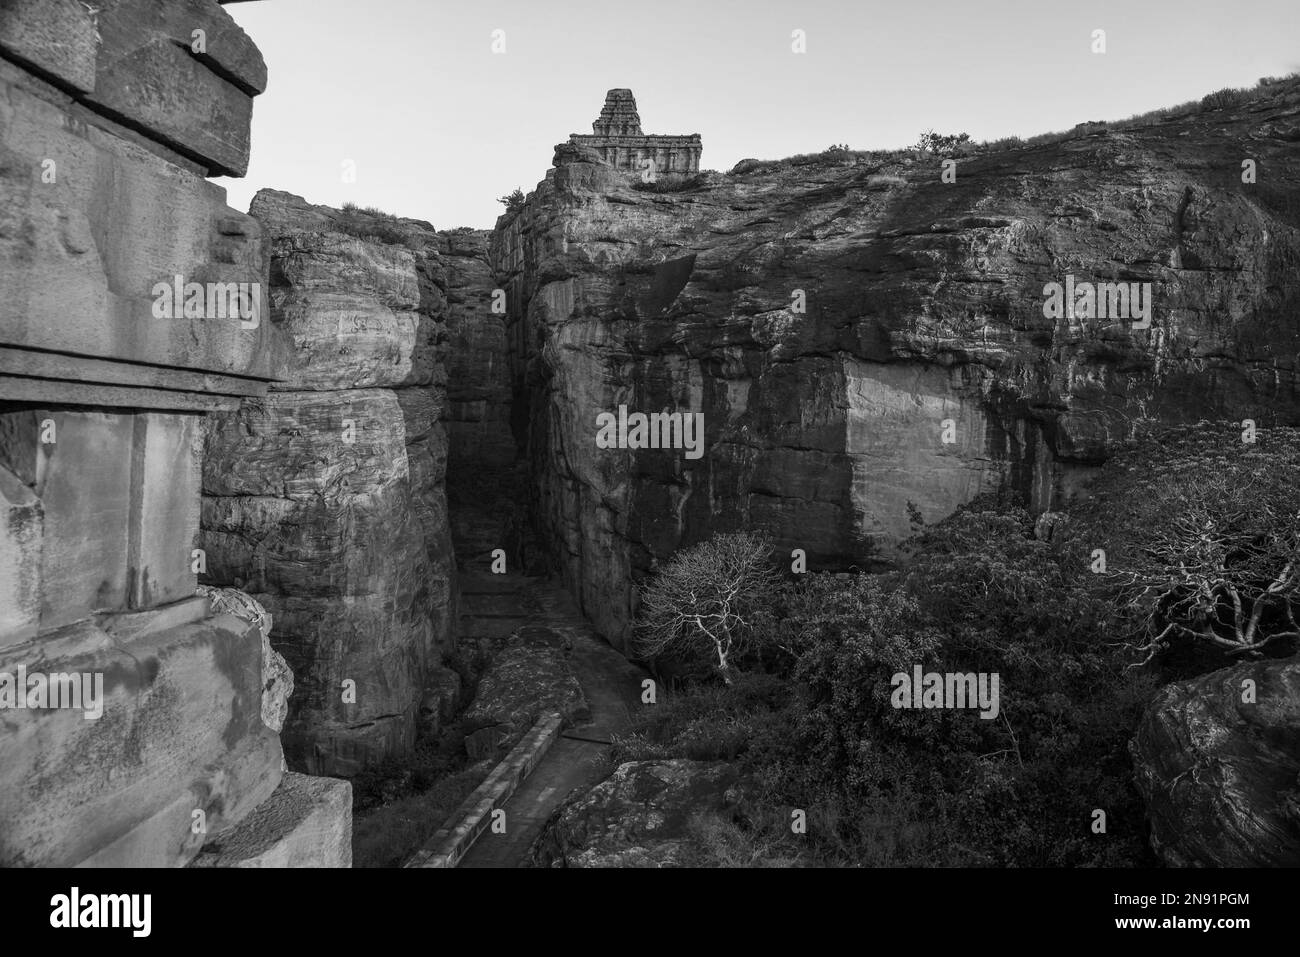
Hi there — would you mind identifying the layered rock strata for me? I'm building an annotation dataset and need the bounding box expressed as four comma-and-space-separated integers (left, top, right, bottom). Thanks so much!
200, 190, 478, 777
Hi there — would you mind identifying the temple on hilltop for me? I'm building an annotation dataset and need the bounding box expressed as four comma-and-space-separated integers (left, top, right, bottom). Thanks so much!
568, 89, 702, 174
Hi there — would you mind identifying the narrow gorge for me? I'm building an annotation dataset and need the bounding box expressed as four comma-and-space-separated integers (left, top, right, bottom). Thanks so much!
2, 0, 1298, 873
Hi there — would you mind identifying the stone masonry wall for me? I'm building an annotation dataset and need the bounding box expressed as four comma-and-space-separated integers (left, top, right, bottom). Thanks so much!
0, 0, 350, 867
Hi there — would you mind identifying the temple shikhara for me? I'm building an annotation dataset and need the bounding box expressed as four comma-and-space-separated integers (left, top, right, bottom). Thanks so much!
569, 89, 702, 175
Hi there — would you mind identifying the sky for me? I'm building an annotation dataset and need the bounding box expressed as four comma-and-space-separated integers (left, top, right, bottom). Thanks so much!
215, 0, 1300, 230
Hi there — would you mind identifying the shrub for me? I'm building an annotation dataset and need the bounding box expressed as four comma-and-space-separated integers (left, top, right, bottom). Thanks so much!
332, 202, 411, 246
631, 173, 706, 193
1200, 87, 1249, 111
912, 129, 971, 157
497, 188, 526, 213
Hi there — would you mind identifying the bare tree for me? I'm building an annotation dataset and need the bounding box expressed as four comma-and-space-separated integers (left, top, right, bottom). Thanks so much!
1097, 442, 1300, 664
636, 531, 779, 685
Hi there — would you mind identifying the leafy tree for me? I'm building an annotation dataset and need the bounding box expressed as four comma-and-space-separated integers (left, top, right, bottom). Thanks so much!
496, 188, 526, 213
637, 532, 779, 684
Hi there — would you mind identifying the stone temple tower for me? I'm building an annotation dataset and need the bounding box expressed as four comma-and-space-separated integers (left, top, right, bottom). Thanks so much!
592, 88, 643, 136
569, 89, 702, 175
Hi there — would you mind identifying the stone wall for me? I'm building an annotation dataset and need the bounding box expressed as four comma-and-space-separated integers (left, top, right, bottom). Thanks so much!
0, 0, 349, 867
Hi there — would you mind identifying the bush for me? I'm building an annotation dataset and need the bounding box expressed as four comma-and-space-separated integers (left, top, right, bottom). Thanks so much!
631, 173, 706, 193
767, 507, 1153, 866
912, 129, 971, 157
333, 202, 411, 246
497, 188, 526, 213
1200, 87, 1249, 111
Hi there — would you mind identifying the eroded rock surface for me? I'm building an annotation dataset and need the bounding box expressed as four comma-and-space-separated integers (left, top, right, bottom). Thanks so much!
462, 630, 589, 758
1131, 656, 1300, 867
200, 190, 470, 776
531, 759, 750, 867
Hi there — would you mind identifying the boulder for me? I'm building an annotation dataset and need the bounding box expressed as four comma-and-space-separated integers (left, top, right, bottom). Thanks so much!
531, 760, 752, 867
461, 639, 589, 751
1130, 656, 1300, 866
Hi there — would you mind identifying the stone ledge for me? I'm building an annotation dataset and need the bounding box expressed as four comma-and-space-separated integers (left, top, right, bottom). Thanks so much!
404, 712, 562, 868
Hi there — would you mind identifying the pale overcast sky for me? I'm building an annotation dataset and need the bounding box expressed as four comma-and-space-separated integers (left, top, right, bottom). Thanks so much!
215, 0, 1300, 230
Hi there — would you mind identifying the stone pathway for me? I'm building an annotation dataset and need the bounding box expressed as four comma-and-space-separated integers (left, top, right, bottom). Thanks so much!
446, 464, 645, 867
455, 572, 645, 868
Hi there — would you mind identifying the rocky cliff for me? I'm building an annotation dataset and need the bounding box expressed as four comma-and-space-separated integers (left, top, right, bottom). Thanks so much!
200, 190, 494, 777
493, 81, 1300, 650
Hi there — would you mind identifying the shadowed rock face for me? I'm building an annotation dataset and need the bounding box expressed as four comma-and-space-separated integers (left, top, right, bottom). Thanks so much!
1131, 656, 1300, 867
493, 81, 1300, 650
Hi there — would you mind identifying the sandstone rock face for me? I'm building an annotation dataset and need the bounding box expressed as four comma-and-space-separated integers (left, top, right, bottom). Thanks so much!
1131, 656, 1300, 867
531, 759, 750, 867
493, 80, 1300, 650
201, 190, 472, 777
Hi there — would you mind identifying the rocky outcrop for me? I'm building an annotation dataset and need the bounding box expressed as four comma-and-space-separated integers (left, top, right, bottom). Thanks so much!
200, 190, 464, 777
493, 81, 1300, 650
531, 759, 751, 867
1131, 656, 1300, 867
